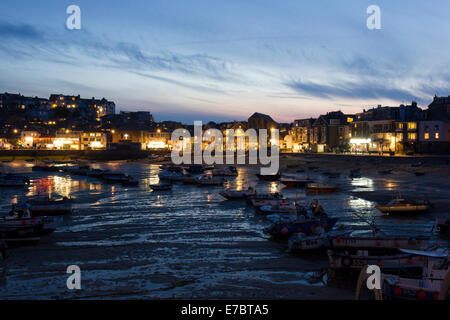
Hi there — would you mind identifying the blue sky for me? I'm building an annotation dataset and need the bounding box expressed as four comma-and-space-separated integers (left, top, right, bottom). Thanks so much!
0, 0, 449, 123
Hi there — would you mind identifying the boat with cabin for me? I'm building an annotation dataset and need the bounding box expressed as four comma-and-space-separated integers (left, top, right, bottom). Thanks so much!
375, 198, 430, 214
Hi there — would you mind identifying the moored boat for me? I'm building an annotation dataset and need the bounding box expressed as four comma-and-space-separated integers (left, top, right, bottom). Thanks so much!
375, 198, 430, 214
263, 216, 339, 239
150, 184, 172, 191
220, 187, 255, 200
306, 182, 338, 194
22, 197, 73, 216
255, 173, 281, 181
196, 174, 225, 186
211, 166, 238, 176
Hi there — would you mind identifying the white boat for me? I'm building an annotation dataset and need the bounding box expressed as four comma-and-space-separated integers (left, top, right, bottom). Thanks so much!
24, 197, 73, 216
376, 198, 430, 214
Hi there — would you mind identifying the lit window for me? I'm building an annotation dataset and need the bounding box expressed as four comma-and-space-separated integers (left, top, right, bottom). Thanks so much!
408, 133, 416, 140
407, 122, 417, 130
435, 133, 440, 139
398, 123, 404, 129
424, 133, 429, 140
347, 117, 353, 123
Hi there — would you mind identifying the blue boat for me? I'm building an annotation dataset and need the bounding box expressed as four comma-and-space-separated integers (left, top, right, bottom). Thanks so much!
263, 217, 339, 239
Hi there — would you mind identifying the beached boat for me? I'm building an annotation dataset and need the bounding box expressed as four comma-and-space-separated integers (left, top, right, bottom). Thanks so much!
306, 182, 338, 194
0, 217, 48, 245
22, 197, 73, 216
280, 178, 313, 188
196, 174, 225, 186
211, 166, 238, 176
329, 234, 430, 251
158, 170, 186, 182
263, 216, 339, 239
150, 184, 172, 191
287, 230, 351, 253
0, 175, 30, 187
185, 164, 206, 174
328, 249, 424, 275
356, 249, 450, 300
255, 173, 281, 181
87, 169, 109, 178
258, 200, 306, 215
220, 188, 256, 200
180, 176, 197, 184
375, 198, 430, 214
248, 193, 285, 207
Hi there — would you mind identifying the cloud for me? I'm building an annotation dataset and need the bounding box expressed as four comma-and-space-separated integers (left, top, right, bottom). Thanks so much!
0, 21, 42, 39
286, 79, 420, 102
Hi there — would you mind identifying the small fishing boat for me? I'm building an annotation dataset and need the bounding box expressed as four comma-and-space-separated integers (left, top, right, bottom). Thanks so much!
196, 174, 225, 186
22, 197, 73, 216
211, 166, 238, 176
356, 249, 450, 300
263, 216, 339, 239
287, 230, 351, 253
255, 173, 281, 181
180, 176, 197, 184
376, 198, 430, 214
0, 175, 30, 187
258, 200, 305, 215
220, 187, 255, 200
306, 182, 338, 194
248, 193, 285, 207
185, 165, 206, 174
0, 217, 48, 245
158, 170, 186, 182
87, 169, 109, 178
280, 178, 313, 188
103, 173, 130, 183
67, 165, 90, 176
150, 184, 172, 191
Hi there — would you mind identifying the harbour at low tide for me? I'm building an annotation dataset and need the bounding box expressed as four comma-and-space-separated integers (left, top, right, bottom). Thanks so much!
0, 156, 449, 299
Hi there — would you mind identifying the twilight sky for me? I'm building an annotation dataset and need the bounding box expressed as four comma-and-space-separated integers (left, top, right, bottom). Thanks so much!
0, 0, 449, 123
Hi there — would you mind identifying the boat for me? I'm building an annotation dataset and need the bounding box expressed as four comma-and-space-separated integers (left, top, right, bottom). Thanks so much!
306, 182, 338, 194
355, 249, 450, 300
180, 176, 198, 184
158, 170, 186, 182
196, 174, 225, 186
87, 169, 109, 178
185, 165, 206, 174
248, 193, 285, 207
287, 230, 351, 253
257, 200, 306, 215
280, 178, 313, 188
0, 175, 30, 187
220, 187, 256, 200
21, 197, 73, 216
328, 249, 424, 275
211, 166, 238, 176
330, 234, 431, 251
436, 217, 450, 237
414, 172, 425, 176
150, 184, 172, 191
102, 172, 130, 183
0, 217, 48, 245
263, 216, 339, 239
255, 173, 281, 181
375, 198, 430, 214
67, 165, 90, 176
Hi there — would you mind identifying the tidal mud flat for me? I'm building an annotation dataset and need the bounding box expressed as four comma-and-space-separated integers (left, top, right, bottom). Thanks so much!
0, 155, 448, 299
